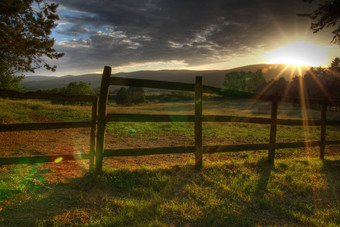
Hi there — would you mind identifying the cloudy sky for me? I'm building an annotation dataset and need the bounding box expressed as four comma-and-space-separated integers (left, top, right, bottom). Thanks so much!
34, 0, 340, 76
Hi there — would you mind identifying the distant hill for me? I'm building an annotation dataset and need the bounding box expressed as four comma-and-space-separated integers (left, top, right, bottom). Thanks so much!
21, 64, 310, 91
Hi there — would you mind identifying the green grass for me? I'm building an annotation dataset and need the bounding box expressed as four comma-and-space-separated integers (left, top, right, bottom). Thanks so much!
0, 154, 339, 226
1, 97, 339, 146
0, 97, 339, 225
0, 97, 339, 143
0, 98, 91, 123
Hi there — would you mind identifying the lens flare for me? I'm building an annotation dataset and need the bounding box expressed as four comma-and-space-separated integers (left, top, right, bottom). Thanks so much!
54, 157, 63, 163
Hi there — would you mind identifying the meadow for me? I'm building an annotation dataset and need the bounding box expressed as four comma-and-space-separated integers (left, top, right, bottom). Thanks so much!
0, 97, 339, 226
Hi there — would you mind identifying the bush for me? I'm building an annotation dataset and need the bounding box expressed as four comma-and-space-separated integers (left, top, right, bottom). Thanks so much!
116, 87, 131, 105
128, 87, 145, 104
39, 81, 95, 105
115, 87, 146, 105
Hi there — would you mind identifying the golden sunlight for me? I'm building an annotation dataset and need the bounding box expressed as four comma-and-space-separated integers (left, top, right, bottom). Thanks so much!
265, 41, 329, 66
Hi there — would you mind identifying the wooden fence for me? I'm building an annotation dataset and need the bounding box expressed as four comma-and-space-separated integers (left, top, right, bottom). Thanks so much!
0, 90, 98, 171
0, 66, 339, 173
94, 66, 340, 173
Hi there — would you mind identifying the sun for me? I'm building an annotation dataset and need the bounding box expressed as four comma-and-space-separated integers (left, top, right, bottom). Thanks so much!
264, 41, 329, 66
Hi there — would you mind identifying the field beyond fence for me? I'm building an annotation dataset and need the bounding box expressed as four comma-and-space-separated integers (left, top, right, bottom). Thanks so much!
0, 66, 339, 173
94, 66, 340, 173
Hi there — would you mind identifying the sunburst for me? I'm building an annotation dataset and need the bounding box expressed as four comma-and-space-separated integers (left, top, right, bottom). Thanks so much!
265, 41, 329, 66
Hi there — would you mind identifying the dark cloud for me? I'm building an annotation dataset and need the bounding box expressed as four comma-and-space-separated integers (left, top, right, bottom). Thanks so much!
46, 0, 319, 74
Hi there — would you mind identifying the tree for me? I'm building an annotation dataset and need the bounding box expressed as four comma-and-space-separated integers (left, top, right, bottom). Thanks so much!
0, 62, 25, 91
223, 70, 266, 93
128, 87, 145, 104
39, 81, 95, 105
64, 81, 95, 96
287, 57, 340, 100
116, 87, 131, 105
330, 57, 340, 69
0, 0, 63, 90
299, 0, 340, 44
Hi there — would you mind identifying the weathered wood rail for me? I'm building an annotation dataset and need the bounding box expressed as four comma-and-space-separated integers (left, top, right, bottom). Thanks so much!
94, 66, 340, 173
0, 90, 99, 170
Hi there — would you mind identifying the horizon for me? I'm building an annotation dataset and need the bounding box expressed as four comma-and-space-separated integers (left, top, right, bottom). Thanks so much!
27, 62, 317, 78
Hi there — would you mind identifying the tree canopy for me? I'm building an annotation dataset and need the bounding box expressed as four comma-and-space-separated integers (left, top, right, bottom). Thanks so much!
300, 0, 340, 44
280, 57, 340, 101
116, 87, 131, 105
41, 81, 95, 96
223, 70, 266, 93
0, 0, 63, 75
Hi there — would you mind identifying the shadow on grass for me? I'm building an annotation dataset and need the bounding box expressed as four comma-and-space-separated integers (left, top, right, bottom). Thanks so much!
0, 164, 199, 226
321, 159, 340, 208
1, 157, 339, 226
253, 157, 273, 209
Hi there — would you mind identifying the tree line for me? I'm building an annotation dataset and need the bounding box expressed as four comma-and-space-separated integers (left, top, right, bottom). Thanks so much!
222, 57, 340, 110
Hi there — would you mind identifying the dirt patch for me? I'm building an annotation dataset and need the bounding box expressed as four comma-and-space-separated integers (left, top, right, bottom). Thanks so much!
0, 129, 90, 157
0, 128, 339, 179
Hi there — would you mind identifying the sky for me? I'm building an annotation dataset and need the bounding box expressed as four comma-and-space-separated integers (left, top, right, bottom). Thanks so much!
32, 0, 340, 76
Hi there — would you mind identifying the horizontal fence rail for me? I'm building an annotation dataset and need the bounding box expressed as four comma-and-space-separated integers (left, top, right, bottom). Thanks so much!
0, 121, 92, 132
0, 153, 90, 165
103, 140, 340, 158
110, 76, 255, 98
109, 76, 340, 104
1, 140, 339, 165
106, 113, 194, 122
110, 77, 195, 91
106, 113, 340, 126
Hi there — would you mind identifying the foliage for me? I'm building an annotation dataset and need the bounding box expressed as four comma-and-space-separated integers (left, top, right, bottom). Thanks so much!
40, 81, 95, 96
116, 87, 131, 105
128, 87, 145, 104
0, 63, 25, 91
299, 0, 340, 44
39, 81, 95, 105
0, 0, 64, 74
146, 91, 194, 103
223, 69, 266, 93
286, 57, 340, 100
116, 87, 146, 105
63, 81, 95, 96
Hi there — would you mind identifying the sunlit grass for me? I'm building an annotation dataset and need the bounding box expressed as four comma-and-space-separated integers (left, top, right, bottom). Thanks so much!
1, 97, 339, 144
0, 97, 339, 225
0, 155, 339, 226
0, 98, 91, 123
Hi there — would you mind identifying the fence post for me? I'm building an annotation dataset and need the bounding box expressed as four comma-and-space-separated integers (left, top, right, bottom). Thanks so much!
320, 97, 327, 160
89, 96, 99, 172
95, 66, 112, 174
195, 76, 203, 169
268, 93, 278, 164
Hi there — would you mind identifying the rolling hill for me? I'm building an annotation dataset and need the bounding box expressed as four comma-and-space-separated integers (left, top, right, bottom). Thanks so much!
21, 64, 310, 91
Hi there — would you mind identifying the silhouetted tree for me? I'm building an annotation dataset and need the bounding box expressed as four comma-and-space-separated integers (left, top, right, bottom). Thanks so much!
116, 87, 131, 105
64, 81, 95, 96
223, 69, 266, 93
39, 81, 94, 105
0, 0, 63, 90
128, 87, 145, 104
299, 0, 340, 44
287, 57, 340, 108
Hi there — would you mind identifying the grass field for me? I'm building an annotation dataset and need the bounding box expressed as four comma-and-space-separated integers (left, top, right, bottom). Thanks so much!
0, 98, 339, 226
